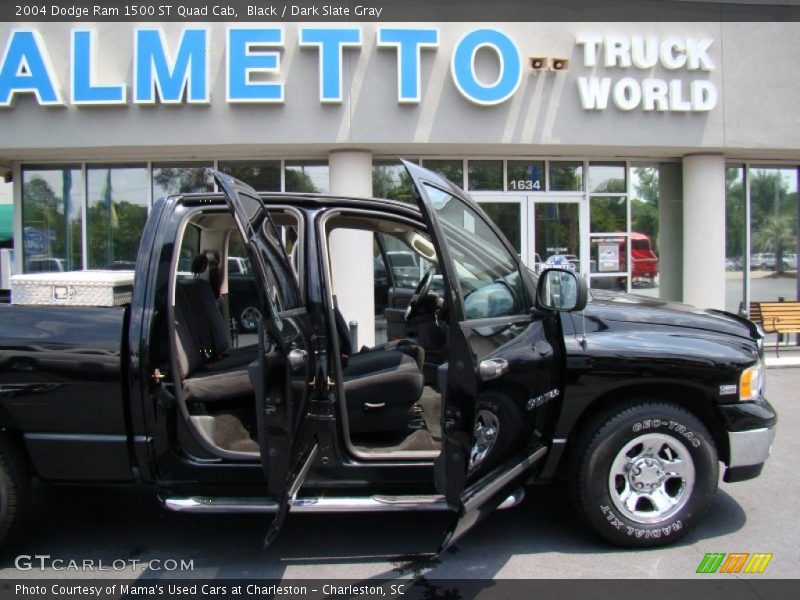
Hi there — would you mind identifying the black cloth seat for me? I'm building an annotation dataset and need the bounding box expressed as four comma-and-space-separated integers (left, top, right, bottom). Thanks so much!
174, 255, 255, 403
334, 306, 425, 434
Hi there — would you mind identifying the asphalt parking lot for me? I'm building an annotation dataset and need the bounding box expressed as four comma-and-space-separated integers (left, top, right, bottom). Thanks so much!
0, 368, 796, 581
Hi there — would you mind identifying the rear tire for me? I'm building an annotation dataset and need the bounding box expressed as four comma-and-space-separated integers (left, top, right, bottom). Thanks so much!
569, 401, 718, 547
0, 434, 30, 548
468, 391, 525, 477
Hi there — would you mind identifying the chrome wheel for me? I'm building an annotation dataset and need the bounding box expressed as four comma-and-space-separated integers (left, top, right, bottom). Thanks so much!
239, 306, 262, 332
609, 433, 695, 524
469, 409, 499, 470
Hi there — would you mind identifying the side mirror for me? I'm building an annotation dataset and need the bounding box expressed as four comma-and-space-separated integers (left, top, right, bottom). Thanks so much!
535, 268, 588, 312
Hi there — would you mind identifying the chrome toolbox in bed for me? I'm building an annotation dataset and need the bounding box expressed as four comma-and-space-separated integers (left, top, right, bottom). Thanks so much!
10, 271, 134, 307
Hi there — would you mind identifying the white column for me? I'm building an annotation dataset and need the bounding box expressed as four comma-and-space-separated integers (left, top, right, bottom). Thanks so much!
328, 149, 375, 347
682, 154, 726, 309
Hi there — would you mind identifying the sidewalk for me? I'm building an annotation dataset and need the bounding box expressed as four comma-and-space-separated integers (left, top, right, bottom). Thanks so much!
764, 345, 800, 368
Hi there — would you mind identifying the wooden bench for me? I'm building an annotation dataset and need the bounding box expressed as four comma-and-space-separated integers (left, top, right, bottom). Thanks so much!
749, 301, 800, 357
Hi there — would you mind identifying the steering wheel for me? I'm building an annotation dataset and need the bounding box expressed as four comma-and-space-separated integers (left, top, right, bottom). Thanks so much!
404, 269, 435, 322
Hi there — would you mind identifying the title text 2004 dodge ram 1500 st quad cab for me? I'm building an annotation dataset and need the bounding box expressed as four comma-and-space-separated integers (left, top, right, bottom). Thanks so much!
0, 162, 776, 551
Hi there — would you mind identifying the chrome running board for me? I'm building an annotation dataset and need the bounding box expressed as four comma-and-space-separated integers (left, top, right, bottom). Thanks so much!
161, 489, 525, 514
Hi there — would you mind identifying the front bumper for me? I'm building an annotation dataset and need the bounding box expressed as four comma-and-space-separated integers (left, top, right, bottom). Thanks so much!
724, 427, 776, 483
728, 427, 776, 468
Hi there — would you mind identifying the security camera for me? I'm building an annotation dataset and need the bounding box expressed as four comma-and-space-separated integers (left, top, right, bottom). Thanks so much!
550, 58, 570, 71
530, 57, 548, 70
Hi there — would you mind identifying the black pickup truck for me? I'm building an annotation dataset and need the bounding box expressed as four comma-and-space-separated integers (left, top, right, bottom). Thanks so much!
0, 162, 776, 551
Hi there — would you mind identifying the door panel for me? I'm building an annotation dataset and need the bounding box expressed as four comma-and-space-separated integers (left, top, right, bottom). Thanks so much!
212, 170, 318, 545
402, 160, 563, 553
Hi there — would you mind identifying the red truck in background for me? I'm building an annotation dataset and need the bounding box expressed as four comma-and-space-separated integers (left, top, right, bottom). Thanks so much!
631, 232, 659, 286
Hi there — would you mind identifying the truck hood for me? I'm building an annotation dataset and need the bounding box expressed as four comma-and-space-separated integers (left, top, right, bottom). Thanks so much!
586, 289, 759, 340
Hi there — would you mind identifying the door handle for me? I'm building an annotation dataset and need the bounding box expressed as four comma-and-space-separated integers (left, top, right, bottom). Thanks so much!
288, 349, 308, 372
478, 357, 509, 381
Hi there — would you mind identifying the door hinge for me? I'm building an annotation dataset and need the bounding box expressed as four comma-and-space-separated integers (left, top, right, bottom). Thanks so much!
151, 368, 167, 384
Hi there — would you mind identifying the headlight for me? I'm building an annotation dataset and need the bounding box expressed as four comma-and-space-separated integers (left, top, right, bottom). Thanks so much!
739, 361, 765, 401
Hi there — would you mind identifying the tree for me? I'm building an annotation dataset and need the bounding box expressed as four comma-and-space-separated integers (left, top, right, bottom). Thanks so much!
631, 167, 659, 251
754, 214, 796, 275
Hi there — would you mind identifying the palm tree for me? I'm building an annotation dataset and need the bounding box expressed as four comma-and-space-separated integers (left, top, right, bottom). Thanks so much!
754, 214, 796, 275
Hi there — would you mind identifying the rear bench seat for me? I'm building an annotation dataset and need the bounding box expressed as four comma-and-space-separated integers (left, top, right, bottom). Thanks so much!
174, 255, 256, 404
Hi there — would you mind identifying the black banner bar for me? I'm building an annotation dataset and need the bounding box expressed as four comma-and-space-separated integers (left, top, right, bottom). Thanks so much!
2, 579, 800, 600
2, 0, 800, 23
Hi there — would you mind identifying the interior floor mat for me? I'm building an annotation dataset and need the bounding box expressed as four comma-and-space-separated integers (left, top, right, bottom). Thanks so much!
210, 413, 259, 453
352, 427, 441, 453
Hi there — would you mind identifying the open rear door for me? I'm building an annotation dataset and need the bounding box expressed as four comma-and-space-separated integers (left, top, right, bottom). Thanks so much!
401, 160, 553, 552
212, 170, 319, 547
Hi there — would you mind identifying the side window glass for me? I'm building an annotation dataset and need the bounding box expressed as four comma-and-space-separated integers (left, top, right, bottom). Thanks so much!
178, 223, 200, 275
377, 232, 435, 290
258, 217, 301, 312
373, 236, 388, 317
423, 184, 528, 320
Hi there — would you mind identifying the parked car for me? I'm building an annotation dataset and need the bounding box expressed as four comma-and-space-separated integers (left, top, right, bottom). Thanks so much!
105, 260, 137, 270
752, 253, 777, 271
726, 257, 743, 271
25, 257, 66, 273
0, 163, 775, 552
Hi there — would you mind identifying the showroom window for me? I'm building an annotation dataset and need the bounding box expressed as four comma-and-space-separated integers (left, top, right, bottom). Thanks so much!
725, 166, 746, 314
588, 162, 628, 292
548, 161, 584, 192
725, 164, 799, 347
219, 161, 281, 192
507, 160, 544, 192
21, 165, 84, 272
87, 165, 148, 269
152, 162, 214, 201
481, 202, 522, 254
629, 164, 664, 298
284, 160, 329, 193
467, 160, 503, 191
421, 159, 464, 187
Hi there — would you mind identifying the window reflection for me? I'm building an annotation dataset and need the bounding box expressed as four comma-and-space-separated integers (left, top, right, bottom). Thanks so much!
589, 162, 626, 193
421, 160, 463, 186
22, 166, 84, 272
480, 202, 522, 254
285, 161, 329, 193
467, 160, 503, 191
219, 161, 280, 192
591, 196, 628, 233
507, 160, 544, 192
152, 162, 214, 200
749, 168, 798, 308
548, 161, 583, 191
87, 165, 148, 269
725, 166, 746, 313
372, 159, 415, 201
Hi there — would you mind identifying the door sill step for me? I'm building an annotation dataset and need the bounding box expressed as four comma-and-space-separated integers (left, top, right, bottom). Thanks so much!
160, 489, 525, 514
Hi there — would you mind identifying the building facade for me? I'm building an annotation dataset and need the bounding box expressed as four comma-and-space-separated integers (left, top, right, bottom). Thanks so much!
0, 21, 798, 344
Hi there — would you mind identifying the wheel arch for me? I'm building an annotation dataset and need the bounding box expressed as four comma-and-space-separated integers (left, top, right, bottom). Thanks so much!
560, 383, 730, 475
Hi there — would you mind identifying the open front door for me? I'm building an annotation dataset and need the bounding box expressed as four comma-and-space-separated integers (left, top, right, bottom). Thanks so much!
401, 160, 557, 552
212, 170, 319, 547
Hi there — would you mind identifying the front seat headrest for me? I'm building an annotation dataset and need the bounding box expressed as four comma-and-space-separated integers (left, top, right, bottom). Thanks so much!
191, 254, 209, 275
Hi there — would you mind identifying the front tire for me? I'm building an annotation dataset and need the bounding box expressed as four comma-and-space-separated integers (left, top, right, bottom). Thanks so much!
569, 401, 718, 547
0, 434, 30, 548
